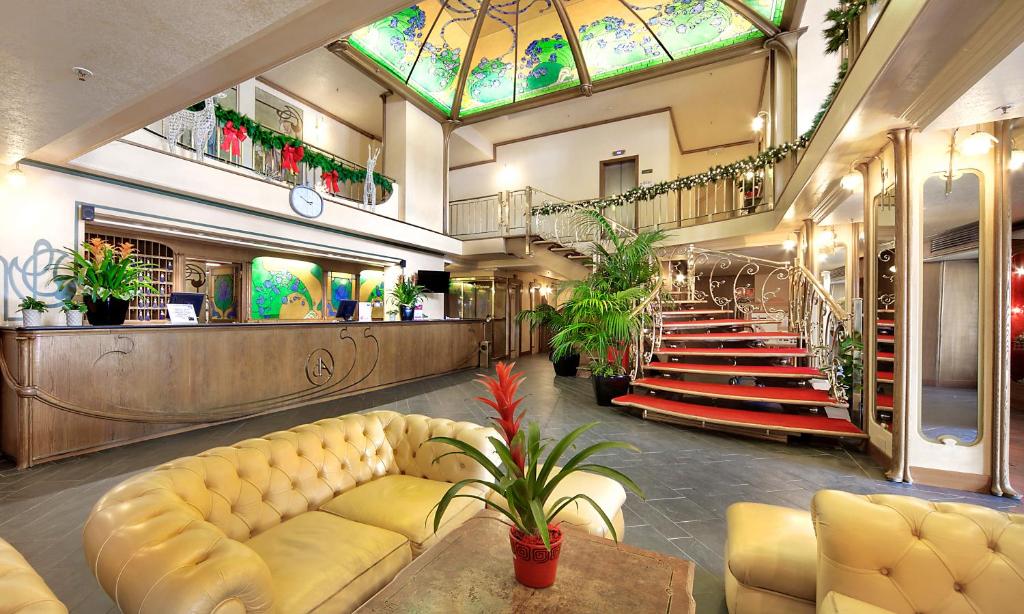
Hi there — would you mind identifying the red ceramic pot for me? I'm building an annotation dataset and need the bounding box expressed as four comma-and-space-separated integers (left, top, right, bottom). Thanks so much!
509, 526, 563, 588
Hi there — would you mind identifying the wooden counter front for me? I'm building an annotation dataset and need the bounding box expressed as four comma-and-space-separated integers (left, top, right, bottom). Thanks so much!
0, 320, 485, 468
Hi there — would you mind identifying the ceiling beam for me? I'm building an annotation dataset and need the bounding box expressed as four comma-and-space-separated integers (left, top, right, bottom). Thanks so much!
450, 0, 492, 120
720, 0, 781, 36
551, 0, 592, 94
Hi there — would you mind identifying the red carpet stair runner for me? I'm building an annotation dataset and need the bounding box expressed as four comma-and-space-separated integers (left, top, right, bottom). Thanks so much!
612, 300, 867, 441
875, 314, 896, 427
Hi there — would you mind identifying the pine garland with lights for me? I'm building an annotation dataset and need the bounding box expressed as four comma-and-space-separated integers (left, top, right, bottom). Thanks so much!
534, 0, 867, 218
212, 104, 393, 195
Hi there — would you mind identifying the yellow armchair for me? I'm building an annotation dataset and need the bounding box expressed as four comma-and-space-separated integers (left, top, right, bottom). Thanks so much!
0, 537, 67, 614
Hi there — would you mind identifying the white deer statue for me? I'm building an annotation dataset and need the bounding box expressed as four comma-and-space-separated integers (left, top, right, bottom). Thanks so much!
363, 145, 382, 207
165, 93, 225, 160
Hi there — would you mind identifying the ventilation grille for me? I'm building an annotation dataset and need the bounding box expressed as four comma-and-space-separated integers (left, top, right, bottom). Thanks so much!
930, 222, 978, 254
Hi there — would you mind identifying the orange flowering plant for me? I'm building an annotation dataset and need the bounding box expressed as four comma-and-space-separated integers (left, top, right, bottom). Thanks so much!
51, 238, 156, 301
429, 362, 643, 549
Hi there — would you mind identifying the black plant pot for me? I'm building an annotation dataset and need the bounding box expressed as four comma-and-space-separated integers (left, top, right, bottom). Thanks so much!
84, 297, 130, 326
399, 305, 416, 321
551, 352, 581, 377
592, 374, 630, 406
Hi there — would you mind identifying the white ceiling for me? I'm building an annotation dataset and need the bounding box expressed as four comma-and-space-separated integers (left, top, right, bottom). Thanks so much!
1, 0, 411, 166
929, 41, 1024, 130
449, 55, 766, 167
261, 47, 387, 137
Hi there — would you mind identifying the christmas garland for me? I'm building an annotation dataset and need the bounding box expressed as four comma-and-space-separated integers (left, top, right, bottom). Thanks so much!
533, 0, 868, 217
212, 104, 393, 196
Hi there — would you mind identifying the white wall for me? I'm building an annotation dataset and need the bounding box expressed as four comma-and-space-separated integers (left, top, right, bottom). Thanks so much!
449, 112, 676, 201
385, 99, 446, 232
796, 0, 842, 136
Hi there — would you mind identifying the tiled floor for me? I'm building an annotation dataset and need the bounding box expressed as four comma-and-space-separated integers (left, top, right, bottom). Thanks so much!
1, 354, 1019, 613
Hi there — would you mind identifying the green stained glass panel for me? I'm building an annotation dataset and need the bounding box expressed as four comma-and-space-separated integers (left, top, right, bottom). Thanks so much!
514, 1, 579, 104
407, 2, 477, 113
742, 0, 786, 26
566, 0, 670, 82
630, 0, 764, 60
251, 257, 324, 321
348, 3, 440, 81
460, 10, 516, 115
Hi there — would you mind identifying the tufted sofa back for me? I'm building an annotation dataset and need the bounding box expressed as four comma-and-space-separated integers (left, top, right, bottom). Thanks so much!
83, 411, 497, 613
812, 489, 1024, 614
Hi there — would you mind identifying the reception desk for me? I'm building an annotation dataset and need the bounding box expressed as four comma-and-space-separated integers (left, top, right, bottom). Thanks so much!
0, 320, 485, 468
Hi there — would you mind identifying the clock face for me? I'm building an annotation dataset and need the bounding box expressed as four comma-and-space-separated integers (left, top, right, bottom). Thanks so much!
289, 185, 324, 218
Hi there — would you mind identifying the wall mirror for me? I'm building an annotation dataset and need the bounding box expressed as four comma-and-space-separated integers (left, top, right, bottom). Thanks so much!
919, 171, 982, 445
872, 185, 896, 429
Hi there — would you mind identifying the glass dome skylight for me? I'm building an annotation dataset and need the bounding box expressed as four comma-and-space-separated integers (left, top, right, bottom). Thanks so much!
340, 0, 787, 120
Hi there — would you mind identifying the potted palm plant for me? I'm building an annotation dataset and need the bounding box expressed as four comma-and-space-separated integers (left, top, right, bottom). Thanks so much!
430, 362, 643, 588
60, 299, 87, 326
51, 239, 156, 326
18, 297, 47, 327
516, 302, 580, 376
389, 277, 426, 321
552, 281, 649, 405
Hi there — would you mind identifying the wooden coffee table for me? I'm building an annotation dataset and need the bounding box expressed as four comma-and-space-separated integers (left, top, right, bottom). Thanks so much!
355, 511, 696, 613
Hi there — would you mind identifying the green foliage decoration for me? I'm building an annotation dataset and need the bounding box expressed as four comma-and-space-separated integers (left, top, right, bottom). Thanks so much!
18, 297, 47, 312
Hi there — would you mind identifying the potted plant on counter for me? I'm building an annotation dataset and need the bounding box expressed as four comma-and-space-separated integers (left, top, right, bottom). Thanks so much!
389, 277, 425, 321
516, 302, 580, 377
552, 281, 648, 405
51, 239, 155, 326
430, 362, 643, 588
17, 297, 47, 327
60, 299, 87, 326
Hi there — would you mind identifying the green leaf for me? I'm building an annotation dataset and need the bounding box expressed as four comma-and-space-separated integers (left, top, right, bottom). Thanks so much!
425, 436, 503, 481
547, 492, 619, 542
528, 498, 551, 549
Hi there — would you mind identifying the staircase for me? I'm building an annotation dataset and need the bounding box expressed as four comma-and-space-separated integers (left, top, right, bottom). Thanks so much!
875, 311, 895, 428
614, 248, 866, 443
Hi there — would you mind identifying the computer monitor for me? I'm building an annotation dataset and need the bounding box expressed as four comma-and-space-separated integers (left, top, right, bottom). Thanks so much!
335, 299, 358, 321
169, 292, 206, 319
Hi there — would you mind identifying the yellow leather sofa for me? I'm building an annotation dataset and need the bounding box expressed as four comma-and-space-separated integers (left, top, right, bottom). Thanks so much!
0, 536, 67, 614
84, 410, 628, 614
725, 489, 1024, 614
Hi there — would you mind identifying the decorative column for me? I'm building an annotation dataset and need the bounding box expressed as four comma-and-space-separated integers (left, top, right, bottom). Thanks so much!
859, 161, 878, 438
442, 120, 459, 234
846, 222, 862, 314
886, 128, 919, 484
765, 30, 800, 200
801, 218, 815, 272
991, 119, 1019, 497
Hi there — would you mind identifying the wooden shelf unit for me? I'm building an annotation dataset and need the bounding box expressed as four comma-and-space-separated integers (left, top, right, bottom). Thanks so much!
84, 232, 175, 322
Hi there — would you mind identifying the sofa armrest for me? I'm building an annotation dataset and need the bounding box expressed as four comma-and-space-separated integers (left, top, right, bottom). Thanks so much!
84, 484, 274, 614
820, 591, 897, 614
0, 537, 67, 614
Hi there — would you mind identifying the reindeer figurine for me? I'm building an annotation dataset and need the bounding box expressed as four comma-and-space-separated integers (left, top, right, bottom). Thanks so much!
165, 93, 225, 160
363, 145, 382, 207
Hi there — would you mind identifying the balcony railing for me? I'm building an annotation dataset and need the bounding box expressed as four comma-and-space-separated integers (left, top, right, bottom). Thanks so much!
144, 119, 395, 206
448, 172, 774, 242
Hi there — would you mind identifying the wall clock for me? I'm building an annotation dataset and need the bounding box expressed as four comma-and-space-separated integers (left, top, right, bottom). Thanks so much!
289, 185, 324, 218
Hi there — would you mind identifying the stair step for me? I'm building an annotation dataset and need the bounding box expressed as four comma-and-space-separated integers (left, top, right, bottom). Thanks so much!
612, 395, 867, 439
662, 309, 734, 316
645, 362, 824, 379
878, 371, 894, 383
655, 347, 808, 358
532, 240, 559, 246
632, 378, 844, 407
877, 394, 893, 410
550, 247, 576, 253
878, 320, 895, 328
566, 254, 591, 260
878, 335, 895, 343
879, 309, 895, 314
661, 331, 798, 343
878, 351, 894, 362
662, 319, 752, 330
662, 298, 707, 304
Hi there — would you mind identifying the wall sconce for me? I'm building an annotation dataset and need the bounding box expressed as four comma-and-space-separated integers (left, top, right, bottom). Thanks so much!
751, 111, 768, 133
1010, 148, 1024, 171
6, 163, 26, 187
960, 129, 998, 157
782, 238, 797, 251
497, 163, 519, 190
840, 172, 860, 191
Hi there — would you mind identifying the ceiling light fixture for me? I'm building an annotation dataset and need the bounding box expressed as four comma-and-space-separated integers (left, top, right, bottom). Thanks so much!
72, 66, 94, 81
840, 172, 860, 191
960, 129, 998, 156
6, 164, 26, 187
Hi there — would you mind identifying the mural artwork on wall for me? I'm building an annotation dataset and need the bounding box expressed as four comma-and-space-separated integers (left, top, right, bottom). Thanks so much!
211, 270, 238, 320
326, 273, 355, 317
0, 239, 70, 320
251, 257, 324, 320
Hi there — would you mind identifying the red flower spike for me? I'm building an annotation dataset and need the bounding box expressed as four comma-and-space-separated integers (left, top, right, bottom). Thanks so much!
476, 361, 526, 471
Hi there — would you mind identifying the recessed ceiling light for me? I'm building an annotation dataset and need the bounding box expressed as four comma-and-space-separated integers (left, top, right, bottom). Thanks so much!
73, 66, 94, 81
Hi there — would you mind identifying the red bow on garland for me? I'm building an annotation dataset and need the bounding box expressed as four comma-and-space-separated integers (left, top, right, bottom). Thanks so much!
281, 144, 305, 174
321, 169, 339, 193
219, 121, 247, 157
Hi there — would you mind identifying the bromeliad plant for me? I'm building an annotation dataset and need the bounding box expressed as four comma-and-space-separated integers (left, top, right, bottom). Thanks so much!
51, 239, 156, 301
429, 362, 643, 551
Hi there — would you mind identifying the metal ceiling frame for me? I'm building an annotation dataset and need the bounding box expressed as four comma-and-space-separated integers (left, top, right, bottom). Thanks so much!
330, 0, 784, 124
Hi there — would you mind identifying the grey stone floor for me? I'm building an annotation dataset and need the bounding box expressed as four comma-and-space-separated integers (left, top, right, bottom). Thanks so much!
1, 354, 1019, 613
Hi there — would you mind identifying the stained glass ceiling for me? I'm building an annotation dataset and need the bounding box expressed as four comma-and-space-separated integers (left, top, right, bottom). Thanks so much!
341, 0, 787, 120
